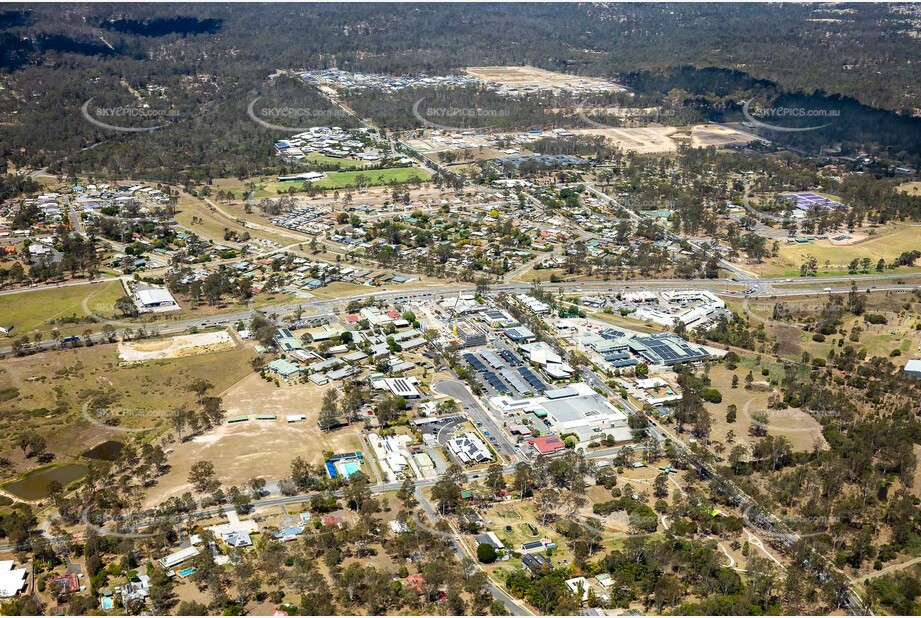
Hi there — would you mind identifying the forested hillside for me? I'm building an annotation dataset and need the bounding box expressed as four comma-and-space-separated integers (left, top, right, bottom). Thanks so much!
0, 3, 917, 181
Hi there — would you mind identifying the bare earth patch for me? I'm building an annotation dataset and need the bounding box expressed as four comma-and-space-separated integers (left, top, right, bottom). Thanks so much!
569, 127, 678, 154
143, 373, 365, 507
118, 331, 235, 362
690, 124, 759, 148
465, 65, 624, 91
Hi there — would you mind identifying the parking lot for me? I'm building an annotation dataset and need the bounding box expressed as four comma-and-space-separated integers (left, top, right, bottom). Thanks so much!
462, 346, 548, 398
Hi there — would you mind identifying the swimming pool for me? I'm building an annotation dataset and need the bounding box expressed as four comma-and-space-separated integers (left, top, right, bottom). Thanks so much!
101, 597, 114, 610
341, 461, 360, 476
177, 567, 196, 577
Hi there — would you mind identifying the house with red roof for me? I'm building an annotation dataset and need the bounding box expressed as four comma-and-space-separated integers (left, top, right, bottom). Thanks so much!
322, 515, 344, 528
527, 435, 567, 456
404, 575, 426, 594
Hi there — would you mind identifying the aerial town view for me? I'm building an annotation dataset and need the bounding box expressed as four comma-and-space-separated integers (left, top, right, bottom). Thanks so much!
0, 2, 920, 616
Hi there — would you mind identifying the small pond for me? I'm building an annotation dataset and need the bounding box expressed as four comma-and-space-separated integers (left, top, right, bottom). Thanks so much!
82, 440, 125, 461
4, 464, 90, 500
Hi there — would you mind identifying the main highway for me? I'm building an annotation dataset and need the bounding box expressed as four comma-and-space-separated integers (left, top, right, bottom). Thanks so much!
3, 270, 920, 357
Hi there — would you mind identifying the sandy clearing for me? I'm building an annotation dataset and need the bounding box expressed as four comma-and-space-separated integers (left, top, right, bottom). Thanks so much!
691, 124, 759, 148
465, 65, 623, 91
143, 373, 366, 506
118, 331, 235, 362
569, 127, 678, 154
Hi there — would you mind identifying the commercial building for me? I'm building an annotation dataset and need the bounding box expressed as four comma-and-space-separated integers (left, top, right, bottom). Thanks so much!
372, 376, 421, 399
447, 432, 493, 464
527, 435, 567, 456
504, 325, 536, 343
540, 384, 628, 431
632, 291, 726, 331
367, 433, 411, 479
630, 333, 714, 366
134, 286, 178, 309
267, 358, 303, 380
520, 341, 573, 379
274, 328, 304, 352
490, 382, 628, 442
516, 293, 551, 314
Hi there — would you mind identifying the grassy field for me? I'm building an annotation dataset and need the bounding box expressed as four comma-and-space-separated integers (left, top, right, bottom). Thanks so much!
256, 167, 432, 196
703, 364, 825, 453
0, 343, 254, 477
897, 181, 921, 197
741, 291, 921, 360
174, 193, 263, 243
175, 191, 306, 248
304, 153, 369, 169
306, 281, 376, 300
0, 280, 125, 339
747, 223, 921, 277
586, 310, 661, 334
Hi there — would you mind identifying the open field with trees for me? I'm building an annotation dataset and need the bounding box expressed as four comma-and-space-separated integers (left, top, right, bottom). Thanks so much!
0, 343, 253, 478
742, 224, 921, 277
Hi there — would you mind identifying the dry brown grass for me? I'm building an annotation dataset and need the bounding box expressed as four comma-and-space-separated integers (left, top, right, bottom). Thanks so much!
142, 373, 366, 506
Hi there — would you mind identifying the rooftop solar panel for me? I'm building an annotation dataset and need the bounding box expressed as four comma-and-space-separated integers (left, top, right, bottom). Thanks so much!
500, 368, 530, 394
500, 350, 522, 365
480, 351, 504, 369
517, 367, 547, 392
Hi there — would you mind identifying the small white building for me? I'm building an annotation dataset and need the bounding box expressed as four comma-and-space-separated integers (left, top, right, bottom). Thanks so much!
565, 577, 591, 602
157, 546, 200, 570
0, 561, 27, 598
134, 286, 179, 312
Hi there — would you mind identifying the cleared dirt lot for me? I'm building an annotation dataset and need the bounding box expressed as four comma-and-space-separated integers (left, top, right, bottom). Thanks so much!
569, 127, 678, 154
118, 331, 236, 362
143, 373, 365, 506
691, 124, 759, 148
465, 66, 624, 92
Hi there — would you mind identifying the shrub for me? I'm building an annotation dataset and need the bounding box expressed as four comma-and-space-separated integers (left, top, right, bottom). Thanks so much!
811, 333, 826, 342
702, 388, 722, 404
865, 314, 888, 325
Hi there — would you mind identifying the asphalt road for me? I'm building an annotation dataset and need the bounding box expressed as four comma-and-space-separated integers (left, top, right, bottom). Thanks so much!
6, 273, 920, 357
433, 379, 521, 463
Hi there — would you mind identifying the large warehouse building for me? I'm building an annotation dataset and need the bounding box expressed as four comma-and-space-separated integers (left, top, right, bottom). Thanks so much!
539, 383, 628, 431
488, 381, 630, 443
